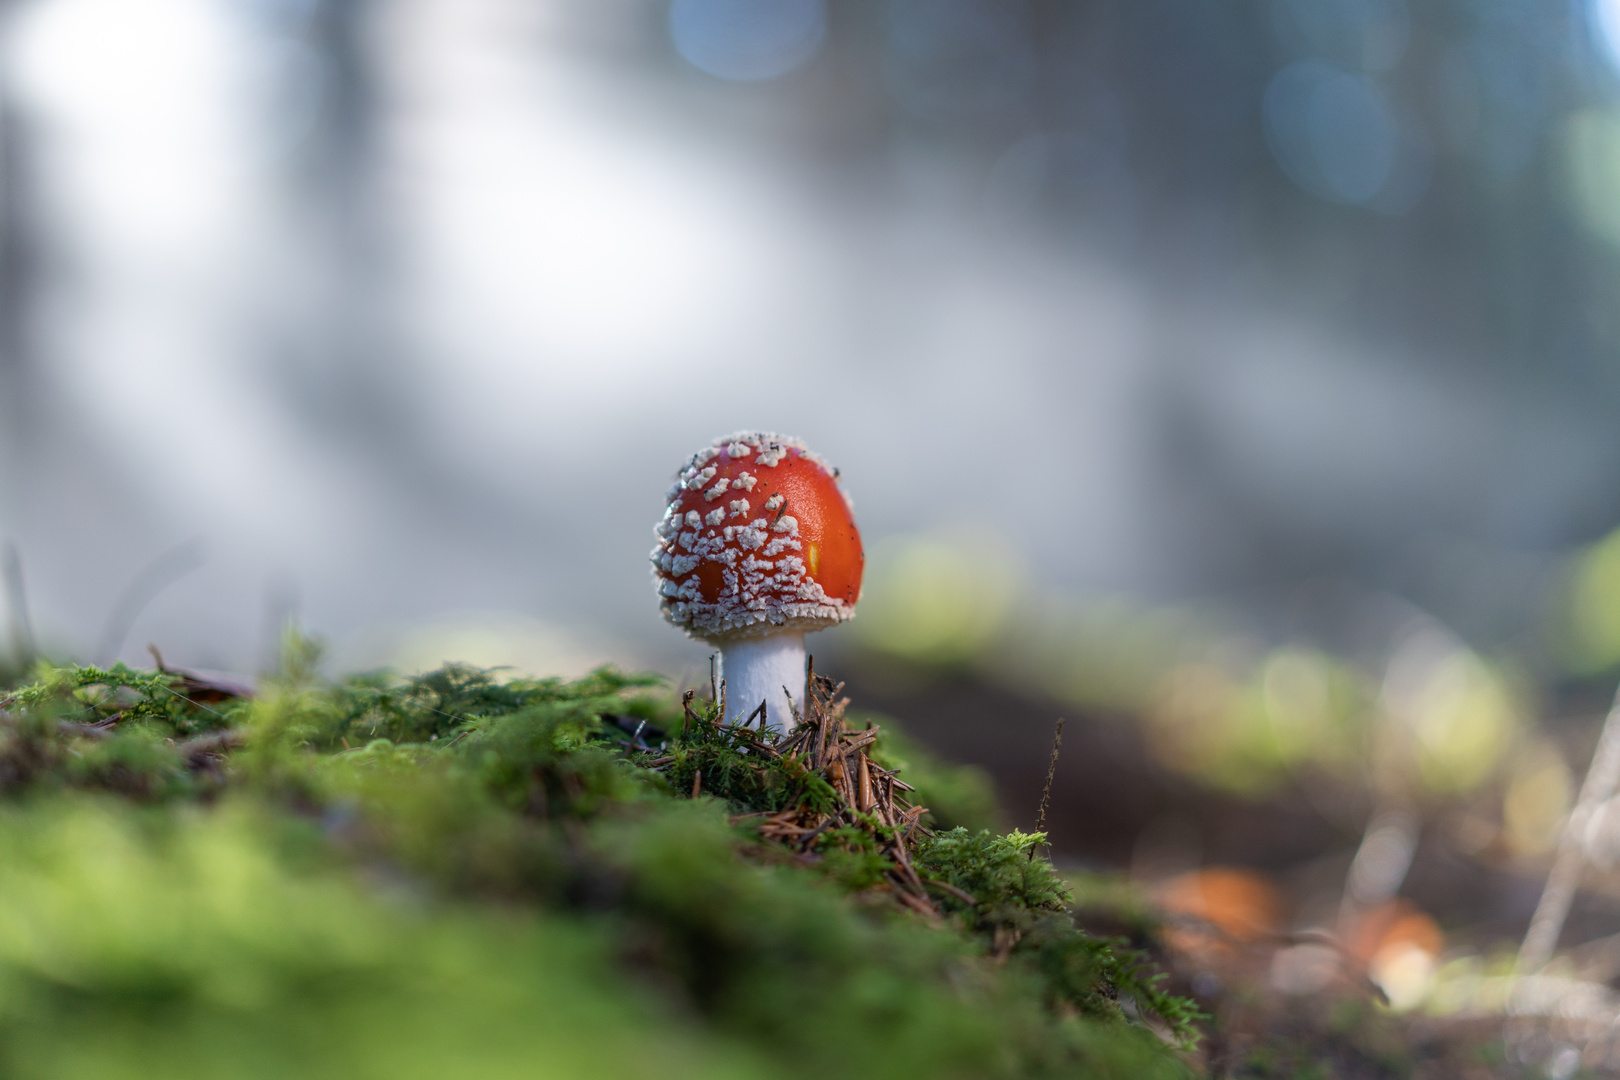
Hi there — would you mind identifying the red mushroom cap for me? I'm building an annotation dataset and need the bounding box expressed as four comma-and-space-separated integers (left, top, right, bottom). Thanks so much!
652, 432, 864, 642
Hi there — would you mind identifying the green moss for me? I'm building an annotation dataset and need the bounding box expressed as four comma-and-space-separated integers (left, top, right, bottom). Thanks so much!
917, 828, 1203, 1047
0, 798, 758, 1080
0, 659, 1198, 1079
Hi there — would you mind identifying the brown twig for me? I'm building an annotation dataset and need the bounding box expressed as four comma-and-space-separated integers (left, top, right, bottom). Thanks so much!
177, 729, 246, 761
797, 819, 836, 849
644, 659, 947, 919
925, 879, 980, 906
841, 728, 879, 755
893, 888, 938, 918
1031, 718, 1066, 861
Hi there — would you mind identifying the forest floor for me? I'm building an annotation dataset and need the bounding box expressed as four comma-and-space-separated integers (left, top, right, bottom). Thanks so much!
0, 646, 1605, 1078
846, 661, 1619, 1078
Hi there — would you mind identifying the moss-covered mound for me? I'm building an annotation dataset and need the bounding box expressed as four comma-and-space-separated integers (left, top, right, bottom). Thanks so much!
0, 653, 1199, 1079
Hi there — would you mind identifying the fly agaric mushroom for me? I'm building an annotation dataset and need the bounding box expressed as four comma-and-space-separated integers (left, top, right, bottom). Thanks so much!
651, 432, 863, 731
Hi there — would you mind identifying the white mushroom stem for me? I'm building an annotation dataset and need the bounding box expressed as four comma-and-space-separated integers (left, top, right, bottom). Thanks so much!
719, 631, 805, 733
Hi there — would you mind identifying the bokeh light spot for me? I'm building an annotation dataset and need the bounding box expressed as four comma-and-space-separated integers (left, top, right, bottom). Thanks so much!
1593, 0, 1620, 74
1567, 521, 1620, 669
1563, 109, 1620, 248
669, 0, 827, 82
1306, 69, 1397, 202
852, 534, 1021, 664
1265, 61, 1401, 206
1259, 648, 1335, 761
1381, 628, 1518, 795
1503, 741, 1573, 857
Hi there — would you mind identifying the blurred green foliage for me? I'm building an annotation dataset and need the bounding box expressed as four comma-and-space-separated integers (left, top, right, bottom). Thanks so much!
0, 654, 1196, 1079
852, 533, 1193, 710
854, 534, 1024, 666
1568, 525, 1620, 673
0, 798, 754, 1080
854, 532, 1532, 803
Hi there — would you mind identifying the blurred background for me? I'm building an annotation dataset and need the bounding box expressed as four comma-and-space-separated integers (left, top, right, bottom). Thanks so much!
9, 0, 1620, 1021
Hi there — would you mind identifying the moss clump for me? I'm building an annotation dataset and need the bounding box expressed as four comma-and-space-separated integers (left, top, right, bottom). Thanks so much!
0, 655, 1198, 1079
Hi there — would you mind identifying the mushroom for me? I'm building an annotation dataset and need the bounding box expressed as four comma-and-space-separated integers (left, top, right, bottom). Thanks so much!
651, 432, 863, 731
